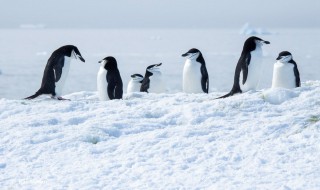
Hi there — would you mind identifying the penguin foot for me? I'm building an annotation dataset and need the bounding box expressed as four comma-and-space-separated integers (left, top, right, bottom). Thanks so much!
57, 97, 71, 101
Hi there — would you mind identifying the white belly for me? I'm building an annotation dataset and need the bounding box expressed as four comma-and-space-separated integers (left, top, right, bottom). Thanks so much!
148, 72, 165, 93
183, 60, 203, 93
127, 80, 141, 93
55, 56, 71, 97
240, 47, 263, 92
97, 67, 109, 101
272, 61, 296, 89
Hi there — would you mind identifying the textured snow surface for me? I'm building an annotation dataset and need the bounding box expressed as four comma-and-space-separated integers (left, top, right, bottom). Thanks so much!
1, 81, 320, 189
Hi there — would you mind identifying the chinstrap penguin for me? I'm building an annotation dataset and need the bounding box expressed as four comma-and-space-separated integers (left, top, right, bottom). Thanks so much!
140, 63, 166, 93
182, 48, 209, 93
97, 56, 123, 101
272, 51, 300, 89
218, 36, 270, 98
127, 74, 144, 93
25, 45, 85, 100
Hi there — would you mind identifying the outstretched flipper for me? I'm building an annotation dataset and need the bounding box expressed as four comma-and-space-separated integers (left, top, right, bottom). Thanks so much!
24, 91, 42, 100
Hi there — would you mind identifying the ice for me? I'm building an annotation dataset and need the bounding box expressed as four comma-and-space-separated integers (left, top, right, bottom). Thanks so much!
240, 23, 272, 35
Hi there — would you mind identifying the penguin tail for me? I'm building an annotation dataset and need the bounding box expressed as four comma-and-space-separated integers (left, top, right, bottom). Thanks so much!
24, 91, 42, 100
215, 88, 242, 99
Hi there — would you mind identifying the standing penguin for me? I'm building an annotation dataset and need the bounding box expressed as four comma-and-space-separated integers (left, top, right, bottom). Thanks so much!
182, 48, 209, 93
25, 45, 85, 100
97, 56, 123, 101
140, 63, 165, 93
272, 51, 300, 89
218, 36, 270, 98
127, 74, 144, 93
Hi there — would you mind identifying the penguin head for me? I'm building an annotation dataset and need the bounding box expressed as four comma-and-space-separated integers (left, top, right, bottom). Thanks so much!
243, 36, 270, 52
276, 51, 293, 63
130, 74, 144, 83
99, 56, 118, 70
58, 45, 85, 62
182, 48, 205, 64
146, 63, 162, 74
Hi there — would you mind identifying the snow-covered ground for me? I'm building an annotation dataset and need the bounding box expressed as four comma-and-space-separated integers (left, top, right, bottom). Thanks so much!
1, 81, 320, 189
0, 29, 320, 189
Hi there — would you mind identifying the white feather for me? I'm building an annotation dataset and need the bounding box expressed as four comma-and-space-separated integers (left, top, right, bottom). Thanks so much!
240, 45, 263, 92
127, 79, 142, 93
182, 59, 203, 93
97, 62, 109, 101
55, 56, 71, 97
272, 61, 296, 89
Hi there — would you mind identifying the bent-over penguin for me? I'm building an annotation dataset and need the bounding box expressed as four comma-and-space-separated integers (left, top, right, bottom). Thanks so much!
25, 45, 85, 100
218, 36, 270, 98
272, 51, 300, 89
182, 48, 209, 93
127, 74, 144, 93
97, 56, 123, 101
140, 63, 165, 93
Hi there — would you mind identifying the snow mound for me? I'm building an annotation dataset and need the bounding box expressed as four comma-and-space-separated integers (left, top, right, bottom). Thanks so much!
1, 81, 320, 189
262, 88, 298, 104
240, 23, 272, 35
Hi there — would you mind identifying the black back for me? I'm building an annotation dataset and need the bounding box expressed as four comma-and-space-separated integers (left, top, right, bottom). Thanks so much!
102, 56, 123, 99
25, 45, 84, 99
276, 51, 301, 87
140, 63, 162, 92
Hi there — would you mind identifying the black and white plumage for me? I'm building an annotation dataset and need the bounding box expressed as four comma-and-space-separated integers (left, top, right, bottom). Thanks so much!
272, 51, 300, 89
127, 74, 144, 93
218, 36, 270, 98
25, 45, 85, 100
140, 63, 165, 93
97, 56, 123, 101
182, 48, 209, 93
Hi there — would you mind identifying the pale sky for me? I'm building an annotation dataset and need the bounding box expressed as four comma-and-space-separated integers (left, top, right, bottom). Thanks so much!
0, 0, 319, 28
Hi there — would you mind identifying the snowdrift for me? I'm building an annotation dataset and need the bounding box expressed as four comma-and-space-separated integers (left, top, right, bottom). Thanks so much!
0, 81, 320, 189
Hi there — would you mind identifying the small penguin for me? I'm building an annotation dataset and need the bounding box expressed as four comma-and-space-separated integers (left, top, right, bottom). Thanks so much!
97, 56, 123, 101
182, 48, 209, 93
272, 51, 300, 89
25, 45, 85, 100
140, 63, 165, 93
218, 36, 270, 98
127, 74, 144, 93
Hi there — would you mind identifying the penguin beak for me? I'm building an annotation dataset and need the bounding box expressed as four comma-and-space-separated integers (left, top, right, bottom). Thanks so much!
182, 53, 189, 57
264, 41, 270, 44
276, 56, 281, 60
78, 56, 85, 62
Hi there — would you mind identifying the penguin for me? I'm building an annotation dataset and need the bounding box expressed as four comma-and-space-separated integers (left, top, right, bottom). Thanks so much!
140, 63, 166, 93
25, 45, 85, 100
182, 48, 209, 93
272, 51, 300, 89
127, 74, 144, 93
97, 56, 123, 101
218, 36, 270, 98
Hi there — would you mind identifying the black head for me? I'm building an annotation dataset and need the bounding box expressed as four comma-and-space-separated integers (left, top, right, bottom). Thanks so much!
242, 36, 270, 53
182, 48, 205, 64
131, 74, 144, 82
99, 56, 118, 70
276, 51, 293, 63
56, 45, 85, 62
145, 63, 162, 76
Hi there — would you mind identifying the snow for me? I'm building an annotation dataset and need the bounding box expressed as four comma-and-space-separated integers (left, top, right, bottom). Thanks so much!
1, 81, 320, 189
1, 28, 320, 188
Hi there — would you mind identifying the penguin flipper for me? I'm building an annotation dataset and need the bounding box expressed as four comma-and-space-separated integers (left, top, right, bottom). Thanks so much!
53, 57, 64, 82
241, 54, 251, 85
201, 65, 209, 93
114, 74, 123, 99
140, 78, 150, 93
292, 61, 301, 87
